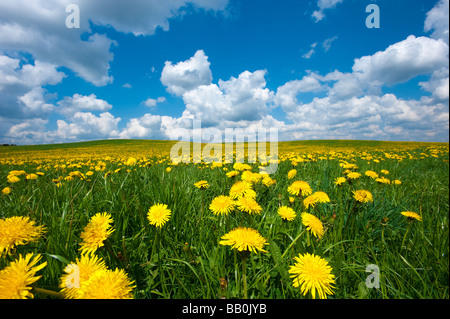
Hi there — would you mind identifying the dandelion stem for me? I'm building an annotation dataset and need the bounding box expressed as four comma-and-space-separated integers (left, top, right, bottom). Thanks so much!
33, 287, 63, 299
401, 222, 412, 250
242, 254, 248, 299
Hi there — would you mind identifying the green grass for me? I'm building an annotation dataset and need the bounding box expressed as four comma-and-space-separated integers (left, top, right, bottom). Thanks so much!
0, 139, 448, 299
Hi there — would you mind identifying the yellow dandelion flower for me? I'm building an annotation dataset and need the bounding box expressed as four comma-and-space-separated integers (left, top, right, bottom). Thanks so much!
76, 268, 135, 299
334, 177, 346, 186
289, 253, 335, 299
236, 196, 262, 215
2, 187, 11, 195
126, 157, 137, 166
375, 177, 391, 184
226, 170, 239, 178
380, 169, 389, 175
25, 173, 38, 180
147, 203, 171, 228
219, 227, 268, 254
0, 253, 47, 299
287, 169, 297, 179
165, 167, 172, 172
303, 195, 318, 209
79, 212, 115, 255
229, 181, 253, 199
352, 190, 373, 204
393, 179, 402, 185
364, 170, 379, 179
347, 172, 361, 180
401, 211, 422, 222
278, 206, 297, 221
60, 254, 134, 299
301, 212, 324, 239
209, 195, 235, 216
7, 175, 20, 183
194, 180, 209, 189
262, 176, 276, 187
313, 191, 330, 203
287, 181, 313, 197
60, 254, 107, 299
0, 216, 46, 256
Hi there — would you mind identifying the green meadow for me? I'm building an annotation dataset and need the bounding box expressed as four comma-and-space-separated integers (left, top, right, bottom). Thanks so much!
0, 139, 448, 299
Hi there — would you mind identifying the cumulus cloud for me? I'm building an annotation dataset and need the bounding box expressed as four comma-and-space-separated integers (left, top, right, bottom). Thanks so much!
161, 50, 213, 95
424, 0, 449, 44
0, 0, 229, 86
56, 93, 113, 118
352, 35, 448, 86
0, 54, 65, 119
143, 97, 166, 107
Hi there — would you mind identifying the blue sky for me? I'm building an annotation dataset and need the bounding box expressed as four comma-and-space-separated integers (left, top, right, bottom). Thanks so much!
0, 0, 448, 144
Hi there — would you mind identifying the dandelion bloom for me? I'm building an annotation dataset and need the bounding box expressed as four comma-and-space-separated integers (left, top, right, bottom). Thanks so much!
219, 227, 268, 254
126, 157, 137, 166
262, 176, 276, 187
25, 173, 38, 180
287, 181, 312, 197
287, 169, 297, 179
7, 175, 20, 183
364, 170, 379, 179
380, 169, 389, 175
0, 216, 46, 256
375, 177, 391, 184
304, 191, 330, 208
278, 206, 297, 221
236, 196, 262, 215
60, 254, 107, 298
209, 195, 235, 216
60, 254, 134, 299
147, 203, 171, 228
226, 170, 239, 178
334, 177, 346, 186
79, 212, 115, 255
301, 212, 324, 239
347, 172, 361, 180
0, 253, 47, 299
393, 179, 402, 185
194, 180, 209, 189
289, 253, 335, 299
165, 167, 172, 172
2, 187, 11, 195
401, 211, 422, 222
76, 268, 134, 299
353, 190, 373, 204
229, 181, 253, 199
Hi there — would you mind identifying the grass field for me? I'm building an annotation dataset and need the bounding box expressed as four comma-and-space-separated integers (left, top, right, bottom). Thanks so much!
0, 139, 448, 299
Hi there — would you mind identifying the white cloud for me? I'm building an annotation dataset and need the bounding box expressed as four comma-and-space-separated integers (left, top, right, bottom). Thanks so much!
55, 112, 121, 141
424, 0, 449, 44
161, 50, 213, 95
0, 54, 65, 119
143, 97, 166, 107
302, 42, 317, 59
312, 0, 343, 22
275, 73, 325, 111
0, 0, 229, 86
352, 35, 449, 86
322, 36, 338, 52
56, 93, 113, 118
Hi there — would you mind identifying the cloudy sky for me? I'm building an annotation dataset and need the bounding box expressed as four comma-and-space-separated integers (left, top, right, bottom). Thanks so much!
0, 0, 448, 145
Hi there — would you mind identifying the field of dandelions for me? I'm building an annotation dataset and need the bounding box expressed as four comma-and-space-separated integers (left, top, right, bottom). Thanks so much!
0, 139, 448, 299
